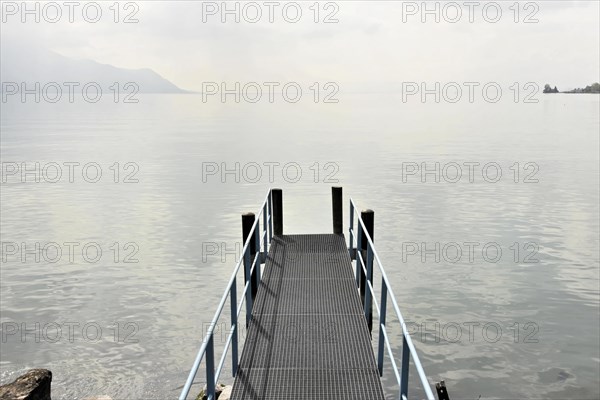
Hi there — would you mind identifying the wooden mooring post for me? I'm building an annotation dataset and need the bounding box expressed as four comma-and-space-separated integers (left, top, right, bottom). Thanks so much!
436, 380, 451, 400
360, 209, 374, 333
272, 188, 283, 236
242, 212, 258, 300
332, 186, 343, 234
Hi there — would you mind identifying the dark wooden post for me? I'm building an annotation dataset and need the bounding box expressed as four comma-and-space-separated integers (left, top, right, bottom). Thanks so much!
361, 210, 374, 250
332, 186, 343, 235
360, 209, 374, 332
436, 381, 450, 400
272, 188, 283, 236
242, 212, 258, 300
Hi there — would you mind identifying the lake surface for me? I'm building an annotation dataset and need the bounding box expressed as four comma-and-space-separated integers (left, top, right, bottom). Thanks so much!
1, 94, 599, 399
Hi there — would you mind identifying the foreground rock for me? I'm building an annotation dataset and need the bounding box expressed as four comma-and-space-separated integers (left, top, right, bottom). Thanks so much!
219, 385, 232, 400
0, 369, 52, 400
197, 384, 232, 400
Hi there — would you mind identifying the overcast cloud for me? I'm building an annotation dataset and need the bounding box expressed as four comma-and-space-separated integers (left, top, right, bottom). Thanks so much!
1, 1, 599, 91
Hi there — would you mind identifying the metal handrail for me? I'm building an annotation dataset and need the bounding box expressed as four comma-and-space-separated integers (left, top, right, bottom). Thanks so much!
179, 190, 273, 400
349, 198, 435, 400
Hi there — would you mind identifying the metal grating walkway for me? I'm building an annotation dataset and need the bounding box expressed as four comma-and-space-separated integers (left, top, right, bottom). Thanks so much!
231, 234, 386, 400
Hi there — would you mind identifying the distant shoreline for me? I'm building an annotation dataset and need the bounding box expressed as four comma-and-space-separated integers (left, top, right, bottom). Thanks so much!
544, 82, 600, 94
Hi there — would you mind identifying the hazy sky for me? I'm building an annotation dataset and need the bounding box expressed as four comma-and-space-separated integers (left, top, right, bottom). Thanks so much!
1, 1, 599, 91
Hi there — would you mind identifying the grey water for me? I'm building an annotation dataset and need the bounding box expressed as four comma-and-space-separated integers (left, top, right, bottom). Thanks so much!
1, 93, 598, 399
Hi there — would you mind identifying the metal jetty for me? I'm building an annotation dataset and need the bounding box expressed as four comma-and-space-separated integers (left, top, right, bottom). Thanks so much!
180, 188, 443, 400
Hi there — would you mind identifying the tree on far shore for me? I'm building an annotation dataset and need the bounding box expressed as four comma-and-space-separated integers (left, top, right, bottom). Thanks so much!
562, 82, 600, 94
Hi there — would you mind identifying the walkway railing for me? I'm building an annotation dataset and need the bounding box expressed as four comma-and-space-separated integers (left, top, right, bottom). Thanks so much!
349, 198, 435, 400
179, 190, 273, 400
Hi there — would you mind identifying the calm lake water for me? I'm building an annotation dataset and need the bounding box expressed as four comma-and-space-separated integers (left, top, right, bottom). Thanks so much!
1, 94, 599, 399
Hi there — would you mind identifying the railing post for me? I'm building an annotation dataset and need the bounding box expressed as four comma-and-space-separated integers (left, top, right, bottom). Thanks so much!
230, 278, 238, 377
206, 333, 215, 399
242, 213, 258, 300
400, 335, 410, 398
263, 203, 268, 260
377, 279, 388, 376
332, 186, 343, 235
254, 223, 261, 285
360, 209, 374, 331
243, 246, 253, 325
349, 200, 355, 259
268, 190, 273, 242
355, 220, 362, 288
365, 244, 374, 333
272, 188, 283, 236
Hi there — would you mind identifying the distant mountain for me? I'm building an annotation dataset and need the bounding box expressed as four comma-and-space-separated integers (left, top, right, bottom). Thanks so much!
1, 45, 188, 93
